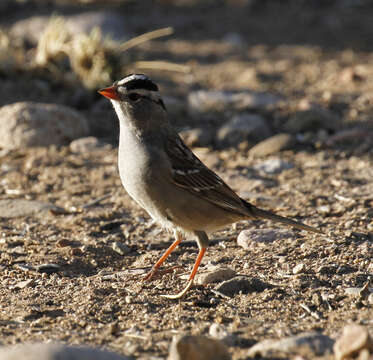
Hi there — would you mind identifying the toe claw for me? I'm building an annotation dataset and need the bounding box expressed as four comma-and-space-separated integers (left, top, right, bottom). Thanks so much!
160, 279, 194, 299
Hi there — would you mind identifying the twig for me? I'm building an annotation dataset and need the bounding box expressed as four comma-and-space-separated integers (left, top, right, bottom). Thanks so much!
122, 333, 148, 341
82, 193, 112, 209
134, 60, 191, 73
300, 303, 321, 320
119, 27, 173, 52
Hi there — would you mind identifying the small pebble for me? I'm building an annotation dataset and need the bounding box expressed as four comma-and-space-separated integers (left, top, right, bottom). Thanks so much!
69, 136, 102, 153
249, 133, 294, 157
112, 241, 131, 256
57, 239, 71, 247
215, 276, 268, 297
71, 248, 84, 257
15, 263, 34, 272
254, 158, 294, 175
209, 323, 235, 346
36, 263, 60, 274
13, 279, 34, 290
292, 263, 305, 275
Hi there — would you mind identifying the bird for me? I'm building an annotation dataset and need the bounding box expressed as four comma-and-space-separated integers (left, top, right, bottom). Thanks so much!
98, 74, 322, 299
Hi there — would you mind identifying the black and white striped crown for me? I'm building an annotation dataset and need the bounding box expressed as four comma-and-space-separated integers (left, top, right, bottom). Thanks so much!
117, 74, 159, 92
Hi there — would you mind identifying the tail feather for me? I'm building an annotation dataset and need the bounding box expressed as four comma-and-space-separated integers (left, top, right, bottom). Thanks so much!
244, 201, 322, 234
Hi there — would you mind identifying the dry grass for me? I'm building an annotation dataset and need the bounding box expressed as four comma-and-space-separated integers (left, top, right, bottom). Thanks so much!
0, 15, 182, 90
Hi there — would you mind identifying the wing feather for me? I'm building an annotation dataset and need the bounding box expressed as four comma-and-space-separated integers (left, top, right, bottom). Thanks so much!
165, 134, 247, 216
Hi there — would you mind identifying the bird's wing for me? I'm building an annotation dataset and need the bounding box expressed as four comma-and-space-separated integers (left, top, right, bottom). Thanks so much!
164, 134, 247, 216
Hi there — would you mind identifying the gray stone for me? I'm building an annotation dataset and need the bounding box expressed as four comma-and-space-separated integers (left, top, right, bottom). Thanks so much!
253, 158, 294, 174
10, 12, 129, 45
214, 276, 268, 297
237, 229, 295, 250
222, 32, 245, 47
0, 199, 56, 218
70, 137, 107, 153
249, 133, 295, 157
285, 108, 340, 133
0, 102, 90, 150
188, 90, 282, 113
168, 334, 230, 360
0, 343, 130, 360
247, 332, 335, 358
195, 266, 236, 285
344, 287, 363, 296
334, 324, 373, 360
217, 114, 271, 147
179, 128, 213, 147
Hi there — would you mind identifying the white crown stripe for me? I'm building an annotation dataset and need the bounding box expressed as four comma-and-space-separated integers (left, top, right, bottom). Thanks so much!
117, 74, 150, 85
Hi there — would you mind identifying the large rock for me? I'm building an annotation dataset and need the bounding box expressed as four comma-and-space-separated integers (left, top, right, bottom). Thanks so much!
188, 90, 282, 113
334, 324, 373, 360
0, 102, 90, 150
0, 343, 130, 360
10, 11, 129, 45
247, 332, 334, 358
217, 113, 271, 147
0, 199, 56, 218
168, 335, 230, 360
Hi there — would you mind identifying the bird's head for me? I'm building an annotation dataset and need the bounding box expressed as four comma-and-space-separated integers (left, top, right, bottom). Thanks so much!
98, 74, 168, 135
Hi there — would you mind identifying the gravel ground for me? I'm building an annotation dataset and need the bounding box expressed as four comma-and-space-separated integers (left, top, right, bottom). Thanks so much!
0, 1, 372, 359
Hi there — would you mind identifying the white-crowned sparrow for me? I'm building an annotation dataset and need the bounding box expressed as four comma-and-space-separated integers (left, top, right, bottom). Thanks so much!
98, 74, 322, 299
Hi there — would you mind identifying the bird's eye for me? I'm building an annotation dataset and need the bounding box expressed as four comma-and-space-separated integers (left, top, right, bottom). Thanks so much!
128, 93, 141, 102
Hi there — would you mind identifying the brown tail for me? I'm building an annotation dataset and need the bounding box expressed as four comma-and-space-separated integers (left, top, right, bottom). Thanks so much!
243, 201, 322, 234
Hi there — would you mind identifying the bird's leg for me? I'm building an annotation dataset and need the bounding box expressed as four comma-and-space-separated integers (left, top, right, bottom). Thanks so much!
143, 231, 182, 281
161, 231, 208, 299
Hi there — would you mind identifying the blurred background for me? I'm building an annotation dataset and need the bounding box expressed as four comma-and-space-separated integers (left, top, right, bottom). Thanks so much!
1, 0, 373, 152
0, 2, 372, 358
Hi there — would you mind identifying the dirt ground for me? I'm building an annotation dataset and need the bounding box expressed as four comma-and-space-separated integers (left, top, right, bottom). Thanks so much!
0, 1, 372, 359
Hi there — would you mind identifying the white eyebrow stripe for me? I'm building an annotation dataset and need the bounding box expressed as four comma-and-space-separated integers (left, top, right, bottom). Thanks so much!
117, 74, 149, 85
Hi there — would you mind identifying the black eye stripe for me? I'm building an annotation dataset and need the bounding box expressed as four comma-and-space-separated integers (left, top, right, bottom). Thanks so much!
124, 79, 158, 92
128, 94, 166, 111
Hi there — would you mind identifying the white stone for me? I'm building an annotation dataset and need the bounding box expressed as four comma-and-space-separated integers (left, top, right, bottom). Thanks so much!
0, 102, 89, 150
0, 343, 130, 360
195, 266, 236, 285
237, 229, 294, 249
253, 158, 294, 174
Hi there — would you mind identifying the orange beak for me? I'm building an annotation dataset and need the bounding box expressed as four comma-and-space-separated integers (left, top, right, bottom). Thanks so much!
98, 85, 119, 100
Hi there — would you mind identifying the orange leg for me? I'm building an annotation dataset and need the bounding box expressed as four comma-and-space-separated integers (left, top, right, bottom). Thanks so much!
161, 246, 207, 299
143, 232, 182, 281
188, 247, 206, 281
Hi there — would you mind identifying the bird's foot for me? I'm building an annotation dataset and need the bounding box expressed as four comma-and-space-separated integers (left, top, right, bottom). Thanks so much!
143, 265, 181, 281
160, 279, 194, 299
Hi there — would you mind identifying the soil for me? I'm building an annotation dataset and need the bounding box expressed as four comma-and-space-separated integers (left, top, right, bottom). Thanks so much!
0, 1, 372, 359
